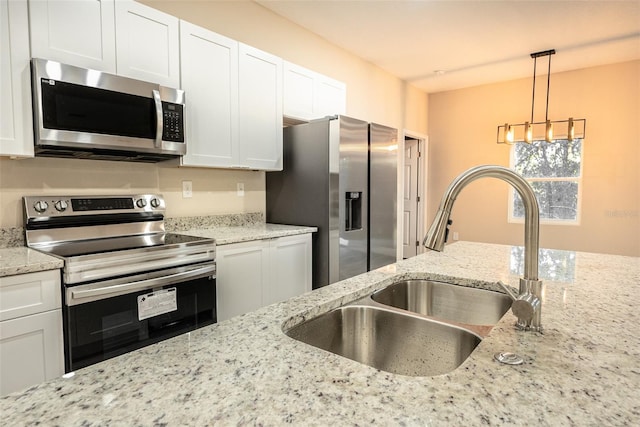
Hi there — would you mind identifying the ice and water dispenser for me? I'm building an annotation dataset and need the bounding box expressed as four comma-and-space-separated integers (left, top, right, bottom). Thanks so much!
345, 191, 363, 231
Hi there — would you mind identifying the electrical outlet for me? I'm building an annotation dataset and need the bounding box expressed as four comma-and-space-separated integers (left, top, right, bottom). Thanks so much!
452, 231, 459, 241
182, 181, 193, 198
237, 182, 245, 197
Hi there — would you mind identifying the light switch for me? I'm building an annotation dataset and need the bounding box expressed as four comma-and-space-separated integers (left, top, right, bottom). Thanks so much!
237, 182, 245, 197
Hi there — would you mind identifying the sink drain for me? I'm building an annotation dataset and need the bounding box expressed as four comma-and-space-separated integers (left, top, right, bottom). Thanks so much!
493, 352, 524, 365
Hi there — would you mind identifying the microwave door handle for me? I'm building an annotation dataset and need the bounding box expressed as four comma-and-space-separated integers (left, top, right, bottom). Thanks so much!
152, 89, 163, 148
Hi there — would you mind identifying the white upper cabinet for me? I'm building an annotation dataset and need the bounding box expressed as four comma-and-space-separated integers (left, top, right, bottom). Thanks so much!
29, 0, 179, 87
179, 20, 239, 168
315, 75, 347, 118
0, 0, 33, 158
179, 21, 283, 171
29, 0, 117, 73
238, 44, 283, 171
115, 0, 180, 87
283, 61, 346, 122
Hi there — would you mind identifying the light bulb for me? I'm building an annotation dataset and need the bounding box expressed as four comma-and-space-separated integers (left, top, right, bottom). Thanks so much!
524, 122, 533, 144
505, 124, 514, 144
567, 117, 574, 142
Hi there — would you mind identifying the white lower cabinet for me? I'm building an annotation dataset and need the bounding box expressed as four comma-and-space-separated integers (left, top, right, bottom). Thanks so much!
216, 234, 312, 321
0, 270, 64, 397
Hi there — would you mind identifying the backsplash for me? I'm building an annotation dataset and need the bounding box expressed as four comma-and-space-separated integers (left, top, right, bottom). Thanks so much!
0, 228, 25, 248
165, 212, 265, 232
0, 213, 265, 248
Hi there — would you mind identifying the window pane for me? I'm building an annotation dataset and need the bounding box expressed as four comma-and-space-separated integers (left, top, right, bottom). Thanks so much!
513, 181, 579, 220
514, 139, 582, 178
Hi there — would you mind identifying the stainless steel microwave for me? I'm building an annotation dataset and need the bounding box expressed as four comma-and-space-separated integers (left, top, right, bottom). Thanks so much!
31, 58, 186, 162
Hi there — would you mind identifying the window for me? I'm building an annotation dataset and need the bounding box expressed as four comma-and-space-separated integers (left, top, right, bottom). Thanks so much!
509, 139, 583, 224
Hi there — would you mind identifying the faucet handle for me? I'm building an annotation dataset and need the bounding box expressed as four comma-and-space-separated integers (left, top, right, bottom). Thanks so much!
511, 293, 541, 323
496, 281, 541, 325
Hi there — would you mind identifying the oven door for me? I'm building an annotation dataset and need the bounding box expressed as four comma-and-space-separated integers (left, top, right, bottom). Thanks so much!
64, 263, 216, 372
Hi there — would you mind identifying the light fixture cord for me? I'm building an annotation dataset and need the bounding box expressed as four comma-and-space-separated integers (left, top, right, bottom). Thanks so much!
545, 53, 552, 122
530, 56, 537, 123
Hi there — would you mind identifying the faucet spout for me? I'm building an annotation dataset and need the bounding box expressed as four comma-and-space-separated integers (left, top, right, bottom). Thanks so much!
423, 165, 544, 332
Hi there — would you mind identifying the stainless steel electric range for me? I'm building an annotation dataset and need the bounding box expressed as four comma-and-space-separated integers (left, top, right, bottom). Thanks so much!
23, 194, 216, 372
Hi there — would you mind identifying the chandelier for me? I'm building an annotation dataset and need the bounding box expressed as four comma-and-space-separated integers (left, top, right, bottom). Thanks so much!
497, 49, 586, 144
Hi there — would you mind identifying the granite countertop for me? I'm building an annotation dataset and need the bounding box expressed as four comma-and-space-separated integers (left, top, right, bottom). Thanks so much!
0, 247, 63, 277
1, 241, 639, 425
0, 223, 315, 277
180, 223, 317, 245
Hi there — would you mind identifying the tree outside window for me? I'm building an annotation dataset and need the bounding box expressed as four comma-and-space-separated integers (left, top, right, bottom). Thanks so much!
510, 139, 583, 223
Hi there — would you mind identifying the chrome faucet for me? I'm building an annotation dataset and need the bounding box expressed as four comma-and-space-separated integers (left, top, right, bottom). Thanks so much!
423, 165, 544, 332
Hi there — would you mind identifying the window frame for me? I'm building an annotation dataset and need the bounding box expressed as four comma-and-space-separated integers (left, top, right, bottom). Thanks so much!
508, 139, 584, 226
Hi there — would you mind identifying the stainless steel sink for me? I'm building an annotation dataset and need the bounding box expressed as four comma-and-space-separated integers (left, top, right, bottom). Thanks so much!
285, 305, 481, 377
371, 279, 512, 326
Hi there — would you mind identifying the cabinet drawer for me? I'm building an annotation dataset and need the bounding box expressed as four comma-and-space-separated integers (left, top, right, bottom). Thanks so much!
0, 270, 61, 321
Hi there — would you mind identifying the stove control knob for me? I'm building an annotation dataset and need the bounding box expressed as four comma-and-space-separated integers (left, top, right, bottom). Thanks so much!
54, 200, 68, 212
136, 198, 147, 208
34, 200, 49, 213
150, 197, 161, 208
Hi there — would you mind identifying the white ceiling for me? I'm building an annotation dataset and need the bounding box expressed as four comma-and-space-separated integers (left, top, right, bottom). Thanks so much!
256, 0, 640, 93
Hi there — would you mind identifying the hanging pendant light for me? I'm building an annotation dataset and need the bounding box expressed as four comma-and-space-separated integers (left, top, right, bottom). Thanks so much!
524, 122, 533, 144
567, 117, 575, 142
497, 50, 586, 144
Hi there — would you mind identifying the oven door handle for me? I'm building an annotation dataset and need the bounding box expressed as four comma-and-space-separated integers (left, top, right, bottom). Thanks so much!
69, 265, 216, 305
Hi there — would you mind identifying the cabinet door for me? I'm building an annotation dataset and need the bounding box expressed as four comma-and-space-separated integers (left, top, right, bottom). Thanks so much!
216, 240, 269, 322
283, 61, 316, 121
265, 234, 312, 306
0, 310, 64, 397
0, 0, 33, 157
238, 44, 283, 171
115, 1, 179, 87
179, 21, 239, 168
29, 0, 116, 73
315, 76, 346, 118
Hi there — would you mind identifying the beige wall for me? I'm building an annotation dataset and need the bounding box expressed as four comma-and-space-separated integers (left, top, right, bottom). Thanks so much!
428, 60, 640, 257
0, 0, 428, 228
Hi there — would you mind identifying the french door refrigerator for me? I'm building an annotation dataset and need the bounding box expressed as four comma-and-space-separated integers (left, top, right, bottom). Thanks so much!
266, 115, 397, 289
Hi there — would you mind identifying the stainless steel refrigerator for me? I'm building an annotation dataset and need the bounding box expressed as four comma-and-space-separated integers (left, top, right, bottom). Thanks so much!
266, 115, 397, 289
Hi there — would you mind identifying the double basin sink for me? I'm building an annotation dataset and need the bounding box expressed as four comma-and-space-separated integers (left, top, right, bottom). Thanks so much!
285, 279, 512, 377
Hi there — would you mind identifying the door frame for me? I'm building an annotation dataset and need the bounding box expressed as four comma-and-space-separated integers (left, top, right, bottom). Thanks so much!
399, 129, 428, 258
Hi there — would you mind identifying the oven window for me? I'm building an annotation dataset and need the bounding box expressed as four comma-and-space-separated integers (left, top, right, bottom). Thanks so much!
66, 276, 215, 371
41, 79, 156, 139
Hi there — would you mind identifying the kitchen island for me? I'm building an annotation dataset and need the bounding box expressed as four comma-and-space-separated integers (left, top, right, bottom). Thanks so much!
1, 241, 638, 425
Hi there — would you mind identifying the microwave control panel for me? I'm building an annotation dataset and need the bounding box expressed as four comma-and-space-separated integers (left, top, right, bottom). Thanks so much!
162, 102, 185, 143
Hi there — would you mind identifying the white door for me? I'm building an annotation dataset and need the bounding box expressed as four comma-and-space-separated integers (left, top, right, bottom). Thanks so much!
0, 0, 33, 158
115, 0, 180, 87
179, 21, 239, 167
29, 0, 117, 72
403, 137, 420, 259
0, 310, 64, 397
216, 241, 269, 322
265, 235, 312, 305
238, 43, 283, 170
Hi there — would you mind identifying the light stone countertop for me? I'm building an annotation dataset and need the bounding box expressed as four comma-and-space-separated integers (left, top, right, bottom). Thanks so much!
179, 222, 317, 245
0, 247, 63, 277
1, 241, 639, 425
0, 223, 315, 277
